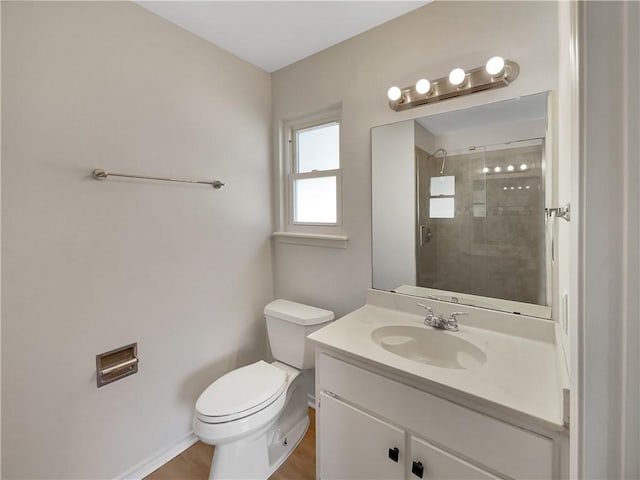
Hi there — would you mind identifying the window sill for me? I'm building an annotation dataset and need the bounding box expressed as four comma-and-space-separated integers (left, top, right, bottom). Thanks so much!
272, 232, 348, 249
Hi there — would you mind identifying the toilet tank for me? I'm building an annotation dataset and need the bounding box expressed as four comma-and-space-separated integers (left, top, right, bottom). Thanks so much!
264, 299, 334, 370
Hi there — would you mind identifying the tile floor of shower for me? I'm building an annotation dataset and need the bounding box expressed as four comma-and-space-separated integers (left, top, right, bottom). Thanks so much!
144, 408, 316, 480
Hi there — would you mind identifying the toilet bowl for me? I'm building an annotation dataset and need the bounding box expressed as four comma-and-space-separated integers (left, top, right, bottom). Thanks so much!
193, 300, 334, 480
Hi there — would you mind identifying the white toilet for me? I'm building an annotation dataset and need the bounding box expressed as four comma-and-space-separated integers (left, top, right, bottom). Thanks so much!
193, 299, 334, 480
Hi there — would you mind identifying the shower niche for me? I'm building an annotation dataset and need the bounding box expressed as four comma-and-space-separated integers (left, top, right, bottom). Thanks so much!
372, 92, 551, 318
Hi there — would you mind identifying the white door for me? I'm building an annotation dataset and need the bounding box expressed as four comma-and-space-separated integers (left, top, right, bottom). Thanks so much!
409, 435, 502, 480
318, 392, 405, 480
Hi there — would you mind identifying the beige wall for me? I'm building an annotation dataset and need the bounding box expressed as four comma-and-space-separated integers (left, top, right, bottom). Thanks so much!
271, 1, 559, 318
1, 2, 273, 478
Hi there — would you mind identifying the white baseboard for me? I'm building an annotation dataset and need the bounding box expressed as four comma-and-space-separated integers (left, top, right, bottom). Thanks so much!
116, 431, 199, 480
307, 392, 316, 408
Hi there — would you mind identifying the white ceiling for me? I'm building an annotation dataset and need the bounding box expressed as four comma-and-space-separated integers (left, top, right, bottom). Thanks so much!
135, 1, 429, 73
417, 93, 548, 136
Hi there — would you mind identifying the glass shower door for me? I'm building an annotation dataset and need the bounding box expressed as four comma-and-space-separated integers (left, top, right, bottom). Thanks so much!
415, 146, 489, 295
415, 140, 546, 305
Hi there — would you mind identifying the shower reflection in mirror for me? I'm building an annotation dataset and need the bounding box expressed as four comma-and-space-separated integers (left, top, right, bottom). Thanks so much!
416, 138, 545, 305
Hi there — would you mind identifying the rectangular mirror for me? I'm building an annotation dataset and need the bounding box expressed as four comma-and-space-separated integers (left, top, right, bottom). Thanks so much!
372, 92, 552, 318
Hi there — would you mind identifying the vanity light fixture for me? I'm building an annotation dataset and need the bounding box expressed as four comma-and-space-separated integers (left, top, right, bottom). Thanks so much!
485, 56, 506, 76
520, 163, 528, 171
482, 167, 490, 174
494, 166, 502, 173
415, 78, 432, 95
507, 165, 515, 172
387, 57, 519, 111
448, 68, 466, 86
387, 86, 402, 101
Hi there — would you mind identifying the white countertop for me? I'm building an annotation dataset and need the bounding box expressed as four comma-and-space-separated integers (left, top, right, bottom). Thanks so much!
308, 293, 567, 431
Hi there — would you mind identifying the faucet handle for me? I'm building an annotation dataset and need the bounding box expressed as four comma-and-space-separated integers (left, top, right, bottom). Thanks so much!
449, 311, 469, 322
445, 311, 468, 332
417, 303, 433, 314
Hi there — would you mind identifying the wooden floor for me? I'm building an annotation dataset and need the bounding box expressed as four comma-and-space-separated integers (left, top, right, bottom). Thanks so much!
145, 408, 316, 480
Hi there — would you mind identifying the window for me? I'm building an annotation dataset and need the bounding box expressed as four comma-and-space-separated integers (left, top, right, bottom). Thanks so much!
290, 120, 341, 225
274, 108, 347, 248
429, 175, 455, 219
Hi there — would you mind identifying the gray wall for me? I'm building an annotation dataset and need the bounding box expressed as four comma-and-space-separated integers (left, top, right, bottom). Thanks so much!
1, 2, 273, 478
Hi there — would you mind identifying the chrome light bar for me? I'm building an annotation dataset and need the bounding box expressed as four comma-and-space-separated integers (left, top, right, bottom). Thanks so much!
387, 59, 519, 112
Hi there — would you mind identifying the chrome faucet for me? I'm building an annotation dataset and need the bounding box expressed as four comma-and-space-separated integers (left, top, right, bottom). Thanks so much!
417, 304, 468, 332
444, 312, 469, 332
417, 303, 444, 328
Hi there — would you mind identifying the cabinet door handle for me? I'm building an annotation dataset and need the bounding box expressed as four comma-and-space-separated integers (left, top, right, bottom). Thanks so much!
411, 461, 424, 478
388, 447, 399, 462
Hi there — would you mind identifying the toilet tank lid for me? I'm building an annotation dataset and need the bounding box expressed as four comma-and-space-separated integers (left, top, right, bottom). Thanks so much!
264, 299, 334, 325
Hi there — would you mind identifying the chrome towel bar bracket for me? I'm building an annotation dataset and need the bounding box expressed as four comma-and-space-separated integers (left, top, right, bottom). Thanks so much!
546, 204, 571, 222
92, 169, 225, 189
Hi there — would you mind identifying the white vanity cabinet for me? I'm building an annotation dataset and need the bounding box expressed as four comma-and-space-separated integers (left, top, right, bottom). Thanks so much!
318, 392, 405, 479
408, 436, 499, 479
319, 391, 499, 480
316, 351, 566, 480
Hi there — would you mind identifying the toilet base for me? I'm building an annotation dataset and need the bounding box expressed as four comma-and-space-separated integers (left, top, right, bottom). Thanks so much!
205, 363, 309, 480
208, 412, 309, 480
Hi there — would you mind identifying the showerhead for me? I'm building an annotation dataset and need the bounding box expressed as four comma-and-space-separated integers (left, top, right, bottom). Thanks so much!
429, 148, 448, 175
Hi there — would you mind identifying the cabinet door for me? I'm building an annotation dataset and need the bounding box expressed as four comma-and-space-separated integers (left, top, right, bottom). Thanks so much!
409, 436, 501, 480
319, 392, 405, 480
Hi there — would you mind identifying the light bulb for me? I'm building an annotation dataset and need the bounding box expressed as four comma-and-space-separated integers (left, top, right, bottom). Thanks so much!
510, 187, 515, 190
494, 166, 502, 173
449, 68, 466, 86
526, 185, 530, 190
415, 79, 431, 95
482, 167, 490, 174
387, 86, 402, 102
518, 186, 522, 190
485, 56, 505, 76
507, 165, 514, 172
503, 187, 508, 191
520, 163, 528, 171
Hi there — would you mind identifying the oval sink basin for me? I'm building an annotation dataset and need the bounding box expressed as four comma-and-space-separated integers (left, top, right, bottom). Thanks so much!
371, 325, 487, 369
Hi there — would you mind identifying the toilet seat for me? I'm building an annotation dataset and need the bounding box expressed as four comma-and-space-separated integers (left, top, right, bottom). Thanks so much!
195, 361, 288, 424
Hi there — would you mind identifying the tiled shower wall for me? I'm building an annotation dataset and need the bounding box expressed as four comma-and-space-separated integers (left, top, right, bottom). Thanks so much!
417, 144, 546, 305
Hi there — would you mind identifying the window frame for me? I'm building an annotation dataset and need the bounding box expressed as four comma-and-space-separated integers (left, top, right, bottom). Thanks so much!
281, 109, 344, 237
289, 168, 342, 226
428, 176, 456, 219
